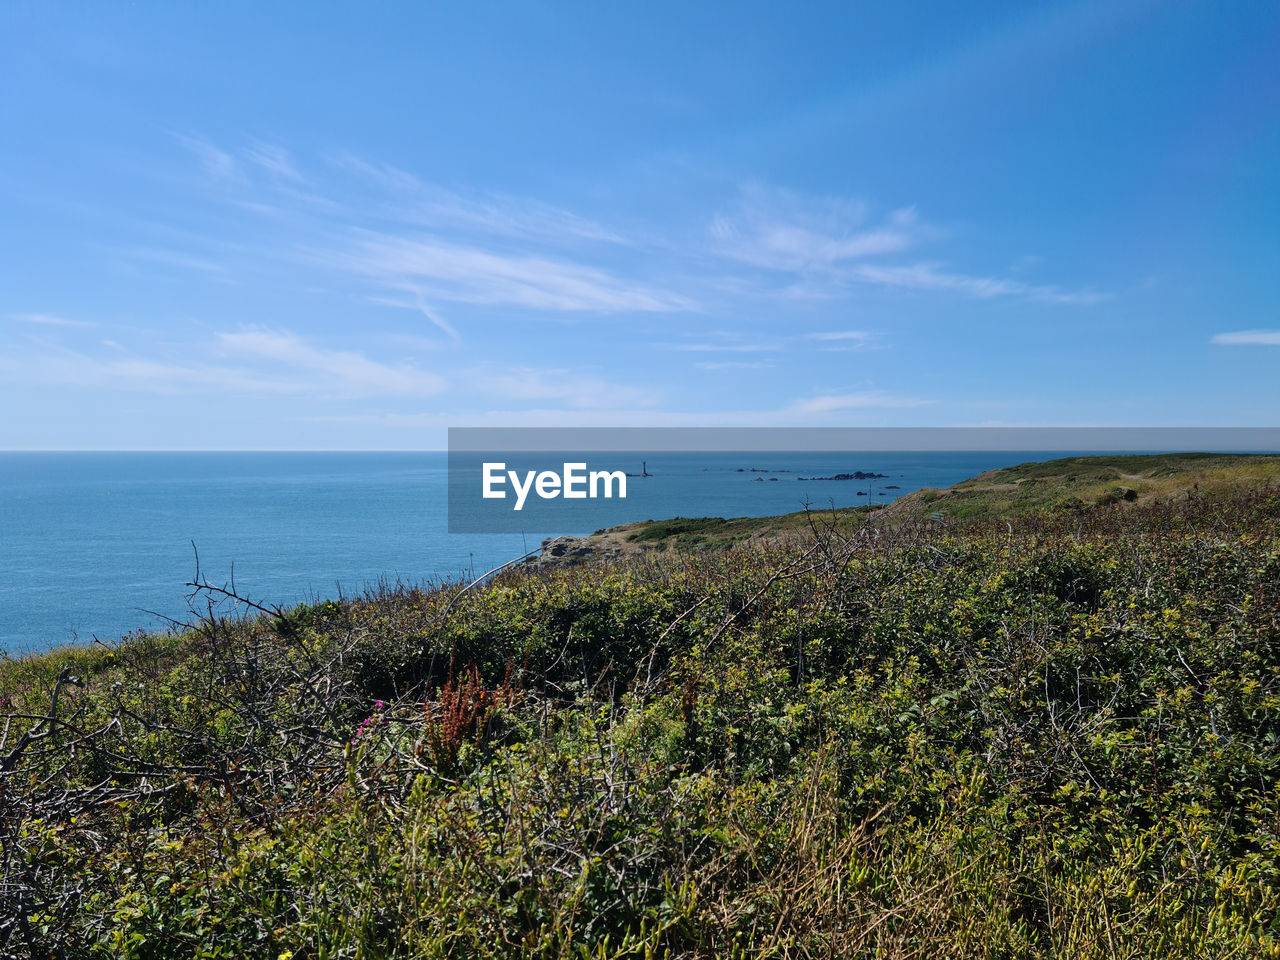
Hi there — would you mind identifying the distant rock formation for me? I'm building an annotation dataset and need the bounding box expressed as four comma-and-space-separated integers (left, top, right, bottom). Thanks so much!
798, 471, 889, 481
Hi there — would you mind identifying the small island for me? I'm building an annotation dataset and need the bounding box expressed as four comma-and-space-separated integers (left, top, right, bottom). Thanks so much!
797, 470, 889, 481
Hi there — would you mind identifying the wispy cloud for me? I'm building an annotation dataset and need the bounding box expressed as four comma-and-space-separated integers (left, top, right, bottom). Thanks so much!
173, 140, 692, 318
0, 329, 446, 399
5, 331, 664, 412
671, 329, 872, 359
173, 139, 1107, 338
402, 187, 627, 247
298, 400, 931, 429
181, 134, 308, 187
0, 344, 301, 395
331, 154, 424, 193
175, 133, 238, 180
297, 383, 925, 426
214, 329, 446, 396
1211, 330, 1280, 346
123, 246, 229, 275
333, 153, 627, 246
8, 313, 95, 328
670, 341, 779, 353
410, 297, 460, 341
785, 391, 930, 415
368, 292, 462, 341
693, 360, 775, 371
709, 184, 1104, 306
469, 365, 658, 410
712, 185, 919, 274
246, 142, 303, 181
803, 330, 871, 345
851, 263, 1107, 305
339, 232, 691, 313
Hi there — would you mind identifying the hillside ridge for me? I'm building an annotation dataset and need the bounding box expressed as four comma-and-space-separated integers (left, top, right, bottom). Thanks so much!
530, 452, 1280, 563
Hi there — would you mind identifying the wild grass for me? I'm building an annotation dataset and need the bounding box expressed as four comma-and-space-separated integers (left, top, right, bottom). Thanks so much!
613, 504, 883, 553
888, 452, 1280, 521
2, 482, 1280, 957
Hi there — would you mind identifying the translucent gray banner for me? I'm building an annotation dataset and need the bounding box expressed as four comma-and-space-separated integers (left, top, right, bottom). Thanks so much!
446, 427, 1280, 533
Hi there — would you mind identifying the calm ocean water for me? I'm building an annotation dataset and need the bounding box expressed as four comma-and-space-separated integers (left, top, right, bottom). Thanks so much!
1, 450, 1079, 654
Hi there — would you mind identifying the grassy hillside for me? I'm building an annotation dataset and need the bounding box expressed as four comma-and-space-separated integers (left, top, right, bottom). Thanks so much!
587, 504, 882, 555
882, 452, 1280, 521
2, 461, 1280, 957
555, 454, 1279, 560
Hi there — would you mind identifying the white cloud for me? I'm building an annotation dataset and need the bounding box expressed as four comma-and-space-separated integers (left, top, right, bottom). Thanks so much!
340, 232, 691, 313
0, 329, 446, 399
334, 153, 627, 245
331, 154, 425, 193
381, 331, 453, 354
712, 186, 919, 274
851, 262, 1107, 305
709, 185, 1104, 306
804, 330, 871, 344
175, 134, 238, 180
8, 313, 95, 328
670, 341, 779, 353
693, 360, 775, 370
215, 329, 445, 396
166, 137, 1107, 371
124, 246, 229, 275
785, 391, 930, 415
469, 365, 658, 410
368, 292, 461, 341
172, 140, 690, 323
95, 356, 297, 393
410, 298, 460, 341
670, 330, 871, 356
0, 346, 301, 395
246, 142, 302, 181
300, 392, 933, 428
408, 189, 628, 247
1211, 330, 1280, 346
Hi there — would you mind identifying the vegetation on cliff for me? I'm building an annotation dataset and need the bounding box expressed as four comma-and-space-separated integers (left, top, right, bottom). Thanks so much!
884, 452, 1280, 521
2, 456, 1279, 957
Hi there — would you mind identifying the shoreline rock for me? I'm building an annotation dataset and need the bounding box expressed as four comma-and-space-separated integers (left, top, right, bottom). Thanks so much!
527, 535, 621, 568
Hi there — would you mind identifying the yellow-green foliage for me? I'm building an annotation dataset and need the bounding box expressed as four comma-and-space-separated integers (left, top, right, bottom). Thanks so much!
888, 452, 1280, 521
3, 485, 1280, 957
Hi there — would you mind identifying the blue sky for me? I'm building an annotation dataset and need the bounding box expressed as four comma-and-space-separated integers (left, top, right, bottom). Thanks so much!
1, 1, 1277, 449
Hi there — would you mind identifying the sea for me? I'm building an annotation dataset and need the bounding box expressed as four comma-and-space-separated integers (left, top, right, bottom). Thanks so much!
0, 450, 1082, 654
